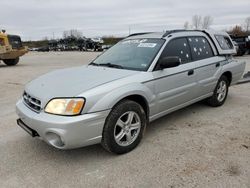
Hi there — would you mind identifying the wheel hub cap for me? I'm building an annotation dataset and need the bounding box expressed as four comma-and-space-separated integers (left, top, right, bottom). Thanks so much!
216, 80, 227, 102
114, 111, 141, 147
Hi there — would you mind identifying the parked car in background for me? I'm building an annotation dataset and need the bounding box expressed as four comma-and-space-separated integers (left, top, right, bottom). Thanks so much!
48, 37, 103, 52
233, 41, 239, 54
230, 35, 250, 56
16, 29, 246, 154
37, 46, 50, 52
247, 35, 250, 54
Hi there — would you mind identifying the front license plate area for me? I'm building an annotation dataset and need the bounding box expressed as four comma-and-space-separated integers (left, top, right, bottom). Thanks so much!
17, 119, 39, 137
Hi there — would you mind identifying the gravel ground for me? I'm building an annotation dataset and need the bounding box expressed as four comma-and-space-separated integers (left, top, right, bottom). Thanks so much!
0, 52, 250, 188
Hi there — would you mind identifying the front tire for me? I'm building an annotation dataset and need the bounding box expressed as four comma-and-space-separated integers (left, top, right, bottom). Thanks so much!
207, 75, 229, 107
101, 100, 146, 154
3, 58, 19, 66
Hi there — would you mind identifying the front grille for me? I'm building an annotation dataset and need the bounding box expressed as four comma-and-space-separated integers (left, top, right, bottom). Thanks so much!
23, 92, 41, 113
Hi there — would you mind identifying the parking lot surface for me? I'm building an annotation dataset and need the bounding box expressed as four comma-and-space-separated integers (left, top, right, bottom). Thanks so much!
0, 52, 250, 188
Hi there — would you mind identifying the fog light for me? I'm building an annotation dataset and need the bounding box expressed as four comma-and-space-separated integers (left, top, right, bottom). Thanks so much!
45, 132, 65, 148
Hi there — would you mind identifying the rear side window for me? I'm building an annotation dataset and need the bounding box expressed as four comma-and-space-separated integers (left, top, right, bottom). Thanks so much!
160, 38, 191, 64
188, 37, 214, 61
215, 35, 234, 50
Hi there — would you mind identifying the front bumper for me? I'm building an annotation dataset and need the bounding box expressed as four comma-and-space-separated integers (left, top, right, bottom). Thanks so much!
16, 99, 110, 149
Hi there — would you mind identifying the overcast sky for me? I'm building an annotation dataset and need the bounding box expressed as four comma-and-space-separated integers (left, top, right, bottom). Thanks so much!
0, 0, 249, 40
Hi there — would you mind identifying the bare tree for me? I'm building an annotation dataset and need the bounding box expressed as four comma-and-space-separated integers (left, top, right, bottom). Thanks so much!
202, 16, 213, 29
244, 17, 250, 32
184, 15, 214, 30
192, 15, 202, 29
62, 31, 67, 39
229, 25, 245, 36
43, 36, 49, 41
70, 29, 82, 38
63, 29, 82, 39
184, 21, 190, 29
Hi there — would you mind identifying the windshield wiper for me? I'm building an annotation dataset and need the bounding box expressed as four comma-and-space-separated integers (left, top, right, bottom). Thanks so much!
89, 62, 99, 66
98, 63, 124, 69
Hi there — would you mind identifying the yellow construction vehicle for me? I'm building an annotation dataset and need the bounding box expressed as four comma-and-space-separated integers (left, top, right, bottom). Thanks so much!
0, 30, 28, 66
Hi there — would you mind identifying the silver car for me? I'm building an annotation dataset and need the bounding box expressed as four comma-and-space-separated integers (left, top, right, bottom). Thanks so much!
16, 30, 246, 154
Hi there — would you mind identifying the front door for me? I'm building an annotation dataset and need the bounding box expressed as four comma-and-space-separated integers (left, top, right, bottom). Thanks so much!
151, 37, 198, 118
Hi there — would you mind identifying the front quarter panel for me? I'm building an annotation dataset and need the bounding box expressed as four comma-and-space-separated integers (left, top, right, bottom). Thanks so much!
84, 82, 156, 114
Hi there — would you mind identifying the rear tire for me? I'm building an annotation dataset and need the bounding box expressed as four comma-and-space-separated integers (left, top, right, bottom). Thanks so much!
207, 75, 229, 107
101, 100, 146, 154
3, 58, 19, 66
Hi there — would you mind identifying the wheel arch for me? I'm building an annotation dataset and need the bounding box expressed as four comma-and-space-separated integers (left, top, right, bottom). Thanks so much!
116, 94, 149, 119
221, 71, 232, 85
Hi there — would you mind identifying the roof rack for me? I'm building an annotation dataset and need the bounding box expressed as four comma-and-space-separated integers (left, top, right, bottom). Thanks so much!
127, 32, 154, 37
162, 29, 203, 38
127, 30, 209, 39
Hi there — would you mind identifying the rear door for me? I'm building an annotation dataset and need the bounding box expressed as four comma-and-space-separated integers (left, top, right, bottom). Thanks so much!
187, 36, 224, 97
151, 37, 198, 116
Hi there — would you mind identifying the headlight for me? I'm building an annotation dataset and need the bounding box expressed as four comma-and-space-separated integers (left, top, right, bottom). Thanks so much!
45, 98, 85, 116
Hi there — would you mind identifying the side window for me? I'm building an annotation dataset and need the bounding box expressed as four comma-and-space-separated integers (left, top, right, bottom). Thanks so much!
188, 37, 214, 61
160, 38, 191, 64
215, 35, 234, 50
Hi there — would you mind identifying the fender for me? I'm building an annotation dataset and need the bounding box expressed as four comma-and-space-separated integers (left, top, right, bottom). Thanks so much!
221, 59, 246, 85
87, 82, 156, 113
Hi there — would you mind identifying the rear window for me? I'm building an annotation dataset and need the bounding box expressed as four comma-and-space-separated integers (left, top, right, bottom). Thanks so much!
215, 35, 234, 50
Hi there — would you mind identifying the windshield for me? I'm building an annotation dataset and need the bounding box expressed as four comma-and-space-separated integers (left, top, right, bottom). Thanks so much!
92, 38, 165, 71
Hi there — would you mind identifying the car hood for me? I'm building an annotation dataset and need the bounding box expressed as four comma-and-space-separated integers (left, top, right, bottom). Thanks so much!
25, 65, 137, 103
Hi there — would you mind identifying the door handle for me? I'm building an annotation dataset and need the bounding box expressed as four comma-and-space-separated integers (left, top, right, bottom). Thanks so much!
215, 62, 220, 67
187, 69, 194, 76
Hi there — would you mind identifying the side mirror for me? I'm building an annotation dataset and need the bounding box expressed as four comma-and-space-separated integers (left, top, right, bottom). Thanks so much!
159, 56, 181, 69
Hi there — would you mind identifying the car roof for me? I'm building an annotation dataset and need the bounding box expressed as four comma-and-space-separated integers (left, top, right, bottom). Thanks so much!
126, 29, 229, 40
126, 32, 165, 39
126, 30, 209, 40
125, 29, 236, 55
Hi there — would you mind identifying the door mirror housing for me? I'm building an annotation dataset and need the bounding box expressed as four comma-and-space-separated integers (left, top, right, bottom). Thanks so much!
159, 56, 181, 70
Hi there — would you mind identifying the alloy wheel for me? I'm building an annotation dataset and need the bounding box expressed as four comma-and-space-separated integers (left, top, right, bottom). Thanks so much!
216, 80, 227, 102
114, 111, 141, 147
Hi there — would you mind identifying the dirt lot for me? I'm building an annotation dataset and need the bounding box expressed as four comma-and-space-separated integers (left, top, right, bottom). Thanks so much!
0, 52, 250, 188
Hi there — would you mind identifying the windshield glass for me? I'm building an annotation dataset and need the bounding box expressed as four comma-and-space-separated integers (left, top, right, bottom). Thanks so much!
92, 38, 165, 71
